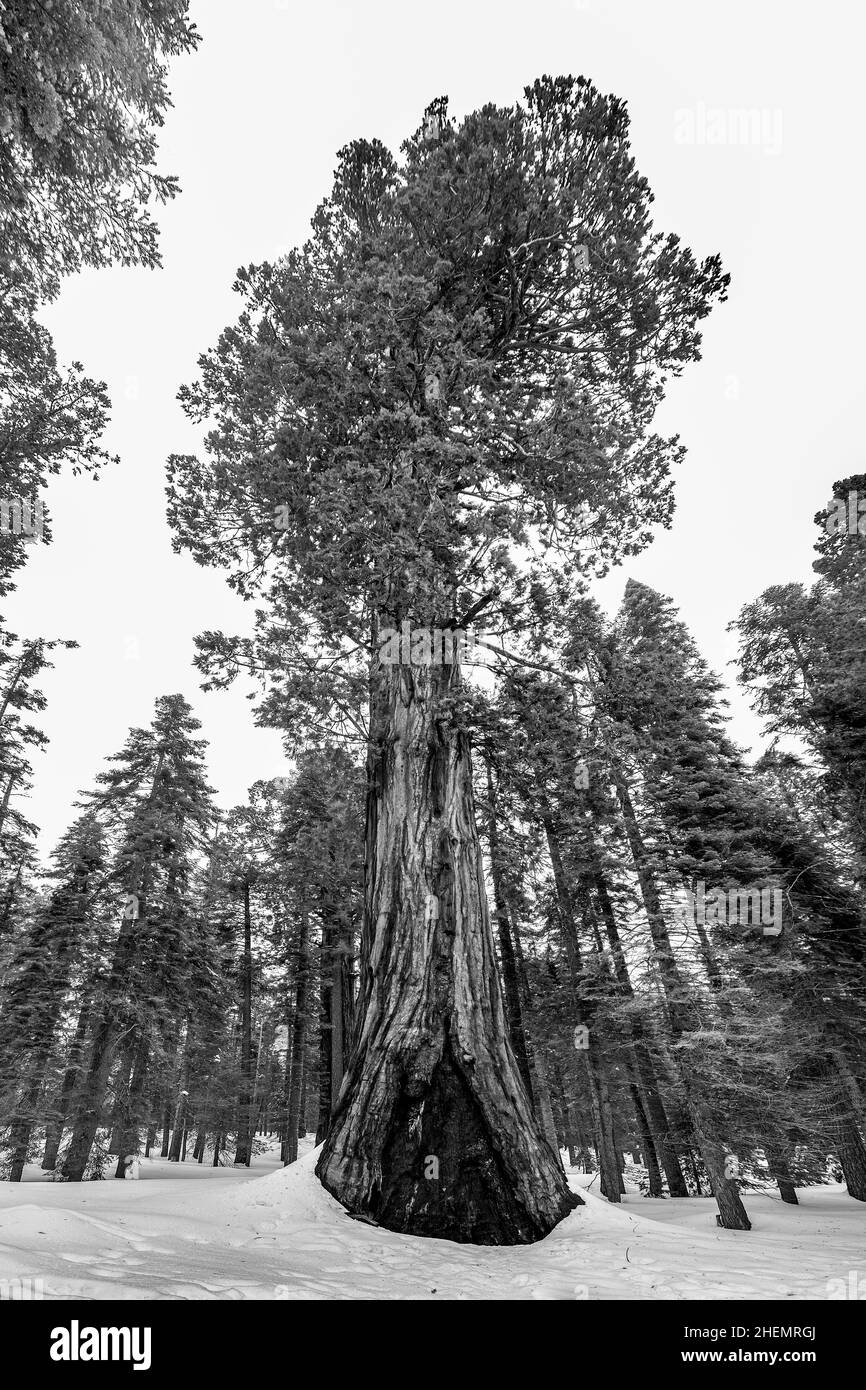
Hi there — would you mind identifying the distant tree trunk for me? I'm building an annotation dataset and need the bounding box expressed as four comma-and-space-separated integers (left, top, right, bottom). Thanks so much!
168, 1029, 191, 1163
548, 1055, 577, 1166
509, 908, 562, 1162
284, 909, 310, 1165
62, 753, 172, 1182
590, 853, 689, 1197
159, 1028, 178, 1158
631, 1079, 664, 1197
8, 1078, 41, 1182
316, 908, 334, 1144
835, 1113, 866, 1200
279, 1011, 293, 1164
159, 1101, 172, 1157
317, 658, 577, 1242
62, 849, 159, 1181
614, 772, 751, 1229
114, 1034, 150, 1177
0, 772, 16, 842
316, 885, 353, 1145
234, 878, 254, 1167
688, 1147, 706, 1196
485, 764, 533, 1099
109, 1040, 137, 1155
543, 813, 620, 1202
41, 1002, 90, 1171
765, 1139, 798, 1205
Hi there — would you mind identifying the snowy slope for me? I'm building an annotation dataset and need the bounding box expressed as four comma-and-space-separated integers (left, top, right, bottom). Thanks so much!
1, 1144, 863, 1300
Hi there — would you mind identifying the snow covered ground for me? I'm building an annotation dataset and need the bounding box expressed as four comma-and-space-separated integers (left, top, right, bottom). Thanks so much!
1, 1143, 863, 1300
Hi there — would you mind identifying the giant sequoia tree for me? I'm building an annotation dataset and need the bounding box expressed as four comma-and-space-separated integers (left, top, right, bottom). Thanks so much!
168, 78, 727, 1242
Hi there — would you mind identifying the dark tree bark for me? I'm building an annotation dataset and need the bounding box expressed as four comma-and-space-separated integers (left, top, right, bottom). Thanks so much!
317, 660, 577, 1243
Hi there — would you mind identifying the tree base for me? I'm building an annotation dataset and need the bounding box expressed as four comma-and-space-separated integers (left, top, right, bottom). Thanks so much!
317, 1042, 582, 1245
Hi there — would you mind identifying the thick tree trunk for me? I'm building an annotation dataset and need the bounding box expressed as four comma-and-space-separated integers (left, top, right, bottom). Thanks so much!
316, 659, 577, 1243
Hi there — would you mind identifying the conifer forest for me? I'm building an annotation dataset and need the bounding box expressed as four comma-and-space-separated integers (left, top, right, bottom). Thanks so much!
0, 0, 864, 1341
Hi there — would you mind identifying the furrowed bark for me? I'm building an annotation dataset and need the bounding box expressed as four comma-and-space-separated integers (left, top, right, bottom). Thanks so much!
317, 658, 577, 1244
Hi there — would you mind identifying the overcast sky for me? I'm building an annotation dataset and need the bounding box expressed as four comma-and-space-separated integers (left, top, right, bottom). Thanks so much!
7, 0, 864, 856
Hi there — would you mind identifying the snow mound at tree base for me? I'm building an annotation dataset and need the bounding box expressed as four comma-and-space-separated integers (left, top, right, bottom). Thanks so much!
1, 1146, 863, 1299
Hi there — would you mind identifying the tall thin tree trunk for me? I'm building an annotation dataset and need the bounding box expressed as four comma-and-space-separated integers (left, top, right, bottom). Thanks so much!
631, 1079, 664, 1197
485, 763, 533, 1099
168, 1027, 191, 1163
284, 909, 310, 1165
41, 1003, 90, 1171
234, 878, 254, 1167
765, 1138, 798, 1205
316, 909, 334, 1144
114, 1033, 150, 1177
614, 771, 751, 1229
590, 852, 690, 1197
543, 813, 621, 1202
